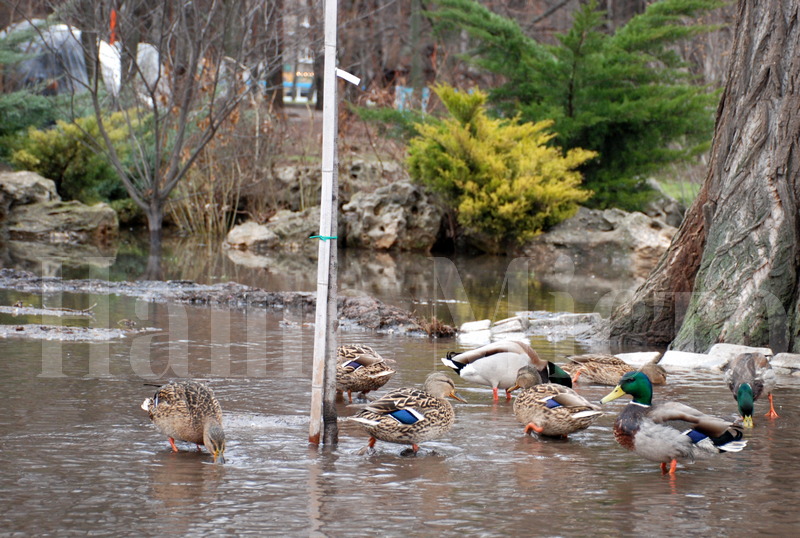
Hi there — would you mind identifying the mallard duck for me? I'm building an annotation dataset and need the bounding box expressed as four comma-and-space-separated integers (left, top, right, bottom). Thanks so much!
562, 353, 667, 386
350, 371, 465, 455
141, 381, 226, 463
601, 371, 746, 474
336, 344, 396, 402
723, 352, 778, 427
441, 340, 572, 402
509, 365, 603, 438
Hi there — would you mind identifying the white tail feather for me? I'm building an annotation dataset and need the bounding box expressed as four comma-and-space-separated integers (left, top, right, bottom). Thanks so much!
349, 416, 380, 427
573, 410, 603, 419
718, 440, 748, 453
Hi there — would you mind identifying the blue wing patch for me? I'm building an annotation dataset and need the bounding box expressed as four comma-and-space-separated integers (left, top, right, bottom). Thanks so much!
683, 429, 708, 444
345, 361, 364, 370
544, 397, 562, 409
388, 408, 425, 424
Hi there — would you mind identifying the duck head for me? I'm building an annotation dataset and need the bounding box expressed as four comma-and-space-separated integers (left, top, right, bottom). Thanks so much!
204, 421, 226, 463
601, 371, 653, 406
426, 372, 466, 402
508, 365, 543, 392
736, 383, 755, 428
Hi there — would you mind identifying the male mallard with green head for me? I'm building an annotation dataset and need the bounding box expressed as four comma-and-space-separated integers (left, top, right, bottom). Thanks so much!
350, 372, 465, 455
601, 371, 746, 474
141, 381, 226, 463
336, 344, 396, 402
509, 365, 603, 438
723, 352, 778, 427
441, 340, 571, 402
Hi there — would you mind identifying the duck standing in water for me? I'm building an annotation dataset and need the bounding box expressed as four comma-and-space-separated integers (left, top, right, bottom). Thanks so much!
141, 381, 226, 463
601, 371, 746, 474
509, 365, 603, 438
441, 340, 571, 402
336, 344, 396, 402
350, 372, 465, 455
724, 351, 778, 427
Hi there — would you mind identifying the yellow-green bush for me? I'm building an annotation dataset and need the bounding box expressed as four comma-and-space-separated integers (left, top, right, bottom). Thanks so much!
10, 111, 139, 203
407, 84, 596, 249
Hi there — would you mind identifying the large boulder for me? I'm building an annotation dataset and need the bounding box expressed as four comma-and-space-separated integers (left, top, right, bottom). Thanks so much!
266, 158, 408, 211
0, 171, 60, 222
342, 180, 444, 252
6, 200, 118, 244
224, 221, 280, 253
520, 207, 676, 283
224, 207, 321, 253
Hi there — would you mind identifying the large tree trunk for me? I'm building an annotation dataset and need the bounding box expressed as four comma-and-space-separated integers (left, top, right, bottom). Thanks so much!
609, 0, 800, 353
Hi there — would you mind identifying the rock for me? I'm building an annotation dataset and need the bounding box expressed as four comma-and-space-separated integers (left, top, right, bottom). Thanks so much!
266, 158, 408, 211
706, 343, 774, 370
490, 316, 529, 335
615, 351, 662, 368
270, 164, 322, 211
264, 207, 321, 251
770, 353, 800, 374
520, 207, 676, 283
224, 221, 280, 253
460, 319, 491, 332
524, 312, 602, 338
6, 200, 118, 244
0, 171, 59, 206
456, 329, 492, 347
223, 208, 321, 253
340, 158, 408, 204
659, 350, 722, 371
643, 178, 687, 228
342, 180, 444, 252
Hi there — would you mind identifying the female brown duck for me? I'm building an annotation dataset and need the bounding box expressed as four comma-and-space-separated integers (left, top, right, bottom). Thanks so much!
141, 381, 226, 463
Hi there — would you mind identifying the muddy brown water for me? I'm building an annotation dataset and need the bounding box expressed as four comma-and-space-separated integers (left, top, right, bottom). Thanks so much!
2, 247, 800, 535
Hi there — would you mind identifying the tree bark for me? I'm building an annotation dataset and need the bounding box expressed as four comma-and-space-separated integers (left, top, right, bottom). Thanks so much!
610, 0, 800, 353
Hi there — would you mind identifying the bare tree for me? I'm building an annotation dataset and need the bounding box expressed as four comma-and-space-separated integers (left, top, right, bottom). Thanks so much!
609, 0, 800, 353
12, 1, 285, 274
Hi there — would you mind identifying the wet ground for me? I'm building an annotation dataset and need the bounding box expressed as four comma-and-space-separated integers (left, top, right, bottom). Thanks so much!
2, 247, 799, 535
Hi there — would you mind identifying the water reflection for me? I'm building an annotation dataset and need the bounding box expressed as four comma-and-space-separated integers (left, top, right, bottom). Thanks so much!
3, 237, 800, 535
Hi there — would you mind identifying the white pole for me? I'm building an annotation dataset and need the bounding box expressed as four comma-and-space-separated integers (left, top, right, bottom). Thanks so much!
309, 0, 338, 445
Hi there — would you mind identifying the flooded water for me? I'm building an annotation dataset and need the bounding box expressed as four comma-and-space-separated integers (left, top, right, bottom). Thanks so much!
2, 238, 800, 535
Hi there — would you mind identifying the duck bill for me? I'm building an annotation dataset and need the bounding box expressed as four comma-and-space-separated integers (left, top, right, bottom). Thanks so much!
742, 415, 754, 428
601, 385, 626, 404
507, 384, 521, 393
213, 451, 225, 464
449, 391, 467, 403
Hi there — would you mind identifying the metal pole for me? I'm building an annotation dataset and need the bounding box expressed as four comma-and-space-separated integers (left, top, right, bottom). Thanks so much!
309, 0, 338, 445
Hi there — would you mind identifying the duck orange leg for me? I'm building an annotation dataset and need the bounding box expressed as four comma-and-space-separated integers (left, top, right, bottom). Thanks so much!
347, 390, 354, 403
571, 369, 582, 385
168, 437, 179, 453
524, 423, 543, 435
411, 444, 420, 454
505, 388, 514, 401
492, 387, 499, 402
660, 460, 677, 474
766, 393, 779, 418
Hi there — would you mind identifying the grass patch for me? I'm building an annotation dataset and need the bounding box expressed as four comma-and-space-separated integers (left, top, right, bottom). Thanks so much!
658, 180, 701, 206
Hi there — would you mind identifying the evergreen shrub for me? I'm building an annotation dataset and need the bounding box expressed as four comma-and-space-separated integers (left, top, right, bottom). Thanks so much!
407, 84, 595, 250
